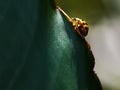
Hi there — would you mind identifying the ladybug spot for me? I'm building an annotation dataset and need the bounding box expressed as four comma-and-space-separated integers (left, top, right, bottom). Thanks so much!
85, 27, 89, 31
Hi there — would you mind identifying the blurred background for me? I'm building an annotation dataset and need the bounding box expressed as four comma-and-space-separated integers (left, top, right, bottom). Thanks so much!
58, 0, 120, 90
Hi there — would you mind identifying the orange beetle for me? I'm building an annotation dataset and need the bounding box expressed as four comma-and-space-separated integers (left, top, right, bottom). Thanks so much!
57, 6, 89, 37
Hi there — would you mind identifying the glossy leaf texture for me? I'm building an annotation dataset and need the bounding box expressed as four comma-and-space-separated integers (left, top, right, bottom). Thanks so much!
0, 0, 102, 90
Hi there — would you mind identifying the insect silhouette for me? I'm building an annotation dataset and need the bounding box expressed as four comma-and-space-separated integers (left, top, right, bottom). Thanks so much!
57, 6, 89, 37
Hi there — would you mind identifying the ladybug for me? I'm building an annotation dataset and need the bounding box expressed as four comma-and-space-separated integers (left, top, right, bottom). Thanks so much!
57, 6, 89, 37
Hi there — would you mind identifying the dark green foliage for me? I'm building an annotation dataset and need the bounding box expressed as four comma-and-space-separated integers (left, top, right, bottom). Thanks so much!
0, 0, 102, 90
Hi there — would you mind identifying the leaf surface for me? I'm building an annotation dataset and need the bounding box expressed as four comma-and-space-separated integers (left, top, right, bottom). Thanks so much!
0, 0, 102, 90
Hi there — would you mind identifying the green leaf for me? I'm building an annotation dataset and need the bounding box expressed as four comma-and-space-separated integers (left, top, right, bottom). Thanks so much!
0, 0, 102, 90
